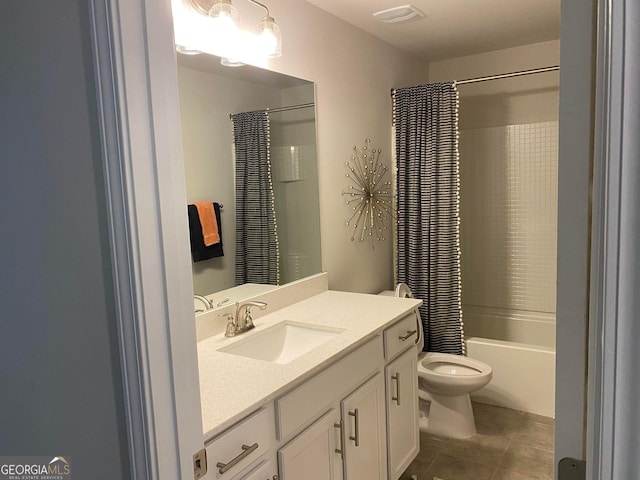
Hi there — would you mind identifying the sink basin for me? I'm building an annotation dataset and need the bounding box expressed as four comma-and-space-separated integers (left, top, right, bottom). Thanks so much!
219, 321, 344, 364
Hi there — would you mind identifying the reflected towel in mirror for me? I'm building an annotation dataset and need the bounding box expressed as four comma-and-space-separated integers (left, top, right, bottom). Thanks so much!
194, 201, 220, 246
188, 202, 224, 261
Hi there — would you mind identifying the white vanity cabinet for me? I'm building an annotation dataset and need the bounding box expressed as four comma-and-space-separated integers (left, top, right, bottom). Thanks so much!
277, 373, 387, 480
385, 348, 419, 480
198, 294, 422, 480
383, 312, 420, 480
276, 338, 387, 480
340, 373, 387, 479
278, 409, 343, 480
234, 460, 278, 480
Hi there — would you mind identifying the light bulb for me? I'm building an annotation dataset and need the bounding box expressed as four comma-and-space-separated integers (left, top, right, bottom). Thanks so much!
209, 0, 239, 37
257, 15, 281, 58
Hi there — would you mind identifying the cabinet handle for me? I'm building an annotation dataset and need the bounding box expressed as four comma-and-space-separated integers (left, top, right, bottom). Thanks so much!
348, 408, 360, 447
216, 443, 259, 474
399, 329, 417, 341
392, 372, 401, 405
334, 420, 345, 458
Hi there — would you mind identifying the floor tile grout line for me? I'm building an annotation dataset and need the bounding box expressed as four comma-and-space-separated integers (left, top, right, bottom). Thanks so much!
491, 438, 512, 479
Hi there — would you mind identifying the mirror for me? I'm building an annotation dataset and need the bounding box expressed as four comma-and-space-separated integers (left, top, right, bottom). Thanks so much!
176, 54, 322, 308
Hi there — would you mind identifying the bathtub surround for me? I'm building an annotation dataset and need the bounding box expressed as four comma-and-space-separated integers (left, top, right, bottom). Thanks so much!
459, 121, 559, 316
393, 83, 465, 355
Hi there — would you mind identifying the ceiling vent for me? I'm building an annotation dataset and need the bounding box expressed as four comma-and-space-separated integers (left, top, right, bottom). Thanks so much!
373, 4, 425, 24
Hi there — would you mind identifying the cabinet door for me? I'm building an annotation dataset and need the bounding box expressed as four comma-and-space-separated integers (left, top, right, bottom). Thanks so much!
278, 409, 343, 480
386, 348, 419, 480
341, 373, 387, 480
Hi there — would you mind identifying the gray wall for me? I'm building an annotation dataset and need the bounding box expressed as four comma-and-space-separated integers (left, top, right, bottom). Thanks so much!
0, 2, 130, 478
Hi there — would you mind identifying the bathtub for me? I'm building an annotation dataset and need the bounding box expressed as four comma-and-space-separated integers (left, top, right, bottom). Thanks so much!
464, 306, 556, 418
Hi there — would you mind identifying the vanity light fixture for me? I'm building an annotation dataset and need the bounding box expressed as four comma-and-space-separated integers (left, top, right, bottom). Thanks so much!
177, 0, 282, 61
373, 4, 425, 24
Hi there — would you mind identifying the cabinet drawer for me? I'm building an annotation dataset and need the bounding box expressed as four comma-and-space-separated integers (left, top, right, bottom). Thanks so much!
235, 459, 277, 480
276, 336, 383, 441
206, 406, 275, 479
384, 312, 420, 360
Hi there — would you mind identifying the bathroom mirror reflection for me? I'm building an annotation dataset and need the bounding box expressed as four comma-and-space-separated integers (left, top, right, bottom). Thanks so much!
176, 53, 322, 310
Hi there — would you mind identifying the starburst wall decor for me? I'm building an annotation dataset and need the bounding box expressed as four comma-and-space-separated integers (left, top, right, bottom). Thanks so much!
342, 139, 392, 248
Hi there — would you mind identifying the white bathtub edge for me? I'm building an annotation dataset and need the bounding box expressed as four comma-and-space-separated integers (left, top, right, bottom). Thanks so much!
466, 336, 555, 418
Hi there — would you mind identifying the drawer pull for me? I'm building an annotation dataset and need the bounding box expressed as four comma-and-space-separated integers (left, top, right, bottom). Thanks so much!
216, 443, 259, 474
399, 329, 417, 341
391, 372, 401, 405
334, 420, 345, 458
348, 408, 360, 447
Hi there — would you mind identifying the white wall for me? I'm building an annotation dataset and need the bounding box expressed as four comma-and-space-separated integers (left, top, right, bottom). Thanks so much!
0, 2, 129, 478
231, 0, 427, 293
429, 40, 560, 128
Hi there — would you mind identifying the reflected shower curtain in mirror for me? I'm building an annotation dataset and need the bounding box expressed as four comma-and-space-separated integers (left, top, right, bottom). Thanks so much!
394, 83, 465, 355
231, 110, 280, 285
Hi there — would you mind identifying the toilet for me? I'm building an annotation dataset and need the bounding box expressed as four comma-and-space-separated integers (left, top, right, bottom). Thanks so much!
379, 284, 493, 439
417, 352, 492, 438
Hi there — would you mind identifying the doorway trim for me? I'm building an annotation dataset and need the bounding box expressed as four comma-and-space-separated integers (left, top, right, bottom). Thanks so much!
89, 0, 203, 478
587, 0, 640, 478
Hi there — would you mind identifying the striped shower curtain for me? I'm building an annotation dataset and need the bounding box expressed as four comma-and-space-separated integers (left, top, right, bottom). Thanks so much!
231, 110, 280, 285
394, 83, 465, 355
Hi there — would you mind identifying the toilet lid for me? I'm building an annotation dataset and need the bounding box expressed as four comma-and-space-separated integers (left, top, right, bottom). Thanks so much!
395, 283, 413, 298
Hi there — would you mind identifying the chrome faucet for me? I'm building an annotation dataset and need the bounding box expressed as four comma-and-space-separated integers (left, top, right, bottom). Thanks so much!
221, 301, 268, 337
194, 294, 214, 312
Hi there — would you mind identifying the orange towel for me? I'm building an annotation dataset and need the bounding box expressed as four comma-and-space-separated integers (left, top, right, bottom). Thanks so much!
194, 201, 220, 246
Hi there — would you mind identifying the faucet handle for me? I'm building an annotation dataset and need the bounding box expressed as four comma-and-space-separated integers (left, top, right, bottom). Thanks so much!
245, 302, 267, 327
219, 313, 236, 337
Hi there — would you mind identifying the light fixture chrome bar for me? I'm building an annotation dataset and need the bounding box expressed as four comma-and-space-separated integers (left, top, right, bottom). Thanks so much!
246, 0, 270, 15
455, 65, 560, 85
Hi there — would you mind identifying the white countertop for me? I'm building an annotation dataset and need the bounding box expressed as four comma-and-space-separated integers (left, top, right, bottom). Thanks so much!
197, 290, 421, 442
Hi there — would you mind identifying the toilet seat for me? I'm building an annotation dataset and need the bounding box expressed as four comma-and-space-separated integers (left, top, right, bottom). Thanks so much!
418, 352, 492, 396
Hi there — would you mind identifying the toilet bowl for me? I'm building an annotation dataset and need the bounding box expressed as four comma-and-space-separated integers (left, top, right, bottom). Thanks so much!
417, 352, 492, 438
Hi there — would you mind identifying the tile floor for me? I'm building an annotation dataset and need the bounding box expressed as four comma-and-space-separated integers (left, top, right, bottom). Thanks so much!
401, 402, 555, 480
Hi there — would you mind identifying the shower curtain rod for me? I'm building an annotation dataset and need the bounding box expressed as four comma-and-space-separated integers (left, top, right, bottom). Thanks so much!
455, 65, 559, 85
229, 102, 315, 118
268, 102, 315, 113
390, 65, 560, 96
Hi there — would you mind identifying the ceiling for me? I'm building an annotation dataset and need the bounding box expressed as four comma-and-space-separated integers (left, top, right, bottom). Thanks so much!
305, 0, 560, 61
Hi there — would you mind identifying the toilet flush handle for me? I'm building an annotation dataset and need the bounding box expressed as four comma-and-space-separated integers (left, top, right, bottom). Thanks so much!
399, 329, 417, 341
